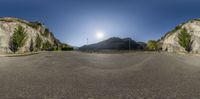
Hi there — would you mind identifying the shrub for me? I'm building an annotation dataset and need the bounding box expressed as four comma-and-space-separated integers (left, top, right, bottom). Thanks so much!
62, 47, 74, 51
61, 44, 73, 51
42, 28, 49, 36
147, 40, 158, 51
29, 21, 43, 29
53, 44, 73, 51
171, 25, 182, 33
42, 41, 52, 50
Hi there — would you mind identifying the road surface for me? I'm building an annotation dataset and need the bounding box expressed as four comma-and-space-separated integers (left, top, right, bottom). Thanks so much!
0, 51, 200, 99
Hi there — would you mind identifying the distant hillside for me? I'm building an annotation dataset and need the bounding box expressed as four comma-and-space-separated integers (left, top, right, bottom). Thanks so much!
79, 37, 146, 51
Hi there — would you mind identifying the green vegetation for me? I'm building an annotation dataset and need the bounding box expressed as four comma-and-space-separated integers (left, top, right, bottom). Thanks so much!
0, 19, 13, 22
55, 44, 62, 51
27, 22, 41, 29
52, 44, 73, 51
178, 28, 193, 52
41, 28, 50, 36
147, 40, 158, 51
171, 25, 182, 33
42, 41, 52, 50
175, 25, 181, 31
0, 18, 43, 29
35, 34, 42, 49
29, 39, 34, 52
40, 40, 73, 51
1, 18, 73, 52
193, 18, 200, 22
61, 44, 74, 51
9, 25, 27, 53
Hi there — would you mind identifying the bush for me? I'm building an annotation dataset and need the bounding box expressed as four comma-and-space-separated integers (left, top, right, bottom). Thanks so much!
61, 46, 74, 51
147, 40, 158, 51
178, 28, 193, 52
171, 24, 183, 33
61, 44, 73, 51
29, 21, 43, 29
53, 44, 74, 51
42, 41, 52, 50
42, 28, 49, 36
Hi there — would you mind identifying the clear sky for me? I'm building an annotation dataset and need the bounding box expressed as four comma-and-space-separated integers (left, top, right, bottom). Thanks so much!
0, 0, 200, 46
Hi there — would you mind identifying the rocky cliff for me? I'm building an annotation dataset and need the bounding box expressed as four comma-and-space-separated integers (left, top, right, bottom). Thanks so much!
160, 18, 200, 53
0, 17, 63, 53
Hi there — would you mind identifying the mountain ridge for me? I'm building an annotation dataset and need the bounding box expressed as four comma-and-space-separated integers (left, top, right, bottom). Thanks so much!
79, 37, 146, 51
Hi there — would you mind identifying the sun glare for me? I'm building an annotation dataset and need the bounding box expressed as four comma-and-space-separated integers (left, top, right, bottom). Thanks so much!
96, 32, 104, 39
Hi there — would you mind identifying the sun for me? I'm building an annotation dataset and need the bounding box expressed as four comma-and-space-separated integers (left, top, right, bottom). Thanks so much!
96, 32, 104, 39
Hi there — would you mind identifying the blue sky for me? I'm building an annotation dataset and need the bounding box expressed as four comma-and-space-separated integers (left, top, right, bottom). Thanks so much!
0, 0, 200, 46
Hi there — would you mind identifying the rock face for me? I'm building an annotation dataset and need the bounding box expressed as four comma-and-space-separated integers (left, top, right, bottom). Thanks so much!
0, 17, 62, 53
160, 18, 200, 53
79, 37, 146, 51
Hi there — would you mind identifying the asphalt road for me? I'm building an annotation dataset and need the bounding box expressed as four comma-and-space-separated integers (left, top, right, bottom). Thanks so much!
0, 51, 200, 99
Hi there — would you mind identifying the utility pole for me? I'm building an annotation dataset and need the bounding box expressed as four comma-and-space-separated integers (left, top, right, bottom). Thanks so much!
86, 38, 88, 45
129, 33, 131, 52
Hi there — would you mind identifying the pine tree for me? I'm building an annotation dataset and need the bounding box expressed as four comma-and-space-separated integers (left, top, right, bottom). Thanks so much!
35, 34, 42, 49
9, 25, 27, 53
29, 39, 34, 52
178, 28, 193, 52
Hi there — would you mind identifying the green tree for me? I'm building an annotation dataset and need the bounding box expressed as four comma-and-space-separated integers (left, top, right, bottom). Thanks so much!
42, 41, 52, 50
61, 44, 74, 51
35, 34, 42, 49
9, 25, 27, 53
147, 40, 158, 51
178, 28, 193, 52
29, 39, 34, 52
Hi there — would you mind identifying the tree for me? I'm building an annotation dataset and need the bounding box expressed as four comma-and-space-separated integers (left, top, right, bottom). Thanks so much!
147, 40, 158, 51
178, 28, 193, 52
9, 25, 27, 53
42, 41, 52, 50
9, 39, 18, 53
61, 44, 74, 51
35, 34, 42, 49
29, 39, 34, 52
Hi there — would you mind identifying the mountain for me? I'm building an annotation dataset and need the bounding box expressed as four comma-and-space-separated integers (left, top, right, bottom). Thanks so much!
160, 18, 200, 53
79, 37, 146, 51
0, 17, 70, 53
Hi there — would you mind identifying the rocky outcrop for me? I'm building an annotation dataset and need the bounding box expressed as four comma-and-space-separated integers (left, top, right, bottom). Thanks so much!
160, 18, 200, 53
0, 17, 63, 53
